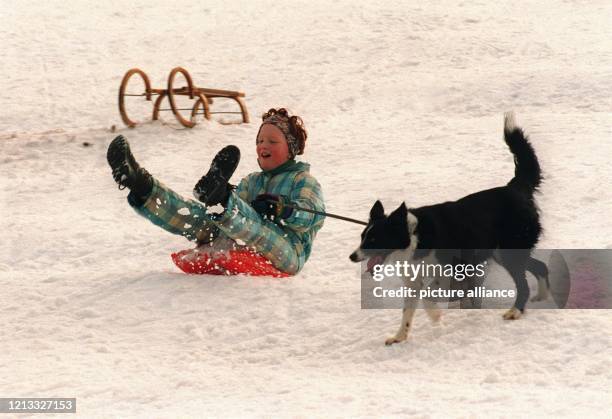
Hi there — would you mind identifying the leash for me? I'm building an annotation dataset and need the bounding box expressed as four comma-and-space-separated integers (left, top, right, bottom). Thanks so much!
286, 203, 368, 226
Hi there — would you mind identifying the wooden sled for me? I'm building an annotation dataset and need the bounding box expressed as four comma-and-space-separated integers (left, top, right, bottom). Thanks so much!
118, 67, 249, 128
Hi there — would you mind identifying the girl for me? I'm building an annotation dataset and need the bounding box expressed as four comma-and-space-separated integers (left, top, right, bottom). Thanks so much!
107, 108, 325, 275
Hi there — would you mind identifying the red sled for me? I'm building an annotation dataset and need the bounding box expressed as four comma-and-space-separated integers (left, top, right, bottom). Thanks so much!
171, 248, 290, 277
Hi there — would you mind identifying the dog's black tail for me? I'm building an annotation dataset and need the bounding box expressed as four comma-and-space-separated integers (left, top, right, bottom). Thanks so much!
504, 112, 542, 194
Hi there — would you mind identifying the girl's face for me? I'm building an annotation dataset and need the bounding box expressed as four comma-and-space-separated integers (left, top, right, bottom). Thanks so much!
256, 124, 290, 171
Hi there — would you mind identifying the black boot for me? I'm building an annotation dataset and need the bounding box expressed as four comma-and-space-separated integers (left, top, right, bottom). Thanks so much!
107, 135, 153, 199
193, 145, 240, 206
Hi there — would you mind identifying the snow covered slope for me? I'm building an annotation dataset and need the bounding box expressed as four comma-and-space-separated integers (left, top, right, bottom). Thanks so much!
1, 1, 611, 417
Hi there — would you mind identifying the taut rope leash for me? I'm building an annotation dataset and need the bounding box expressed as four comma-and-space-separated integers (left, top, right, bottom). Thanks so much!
286, 203, 368, 226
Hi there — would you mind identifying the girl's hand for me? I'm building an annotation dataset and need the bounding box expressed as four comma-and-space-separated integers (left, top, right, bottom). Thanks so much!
251, 194, 294, 220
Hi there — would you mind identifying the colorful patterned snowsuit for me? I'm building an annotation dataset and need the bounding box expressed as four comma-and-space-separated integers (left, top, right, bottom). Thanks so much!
128, 160, 324, 274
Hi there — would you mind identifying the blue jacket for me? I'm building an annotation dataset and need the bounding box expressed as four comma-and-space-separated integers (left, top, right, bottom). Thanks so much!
220, 159, 325, 269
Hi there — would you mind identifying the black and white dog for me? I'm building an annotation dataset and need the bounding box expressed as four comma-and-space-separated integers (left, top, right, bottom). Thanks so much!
350, 113, 549, 345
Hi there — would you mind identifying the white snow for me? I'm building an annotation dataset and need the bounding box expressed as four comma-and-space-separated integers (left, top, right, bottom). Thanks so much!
205, 203, 226, 215
1, 0, 611, 417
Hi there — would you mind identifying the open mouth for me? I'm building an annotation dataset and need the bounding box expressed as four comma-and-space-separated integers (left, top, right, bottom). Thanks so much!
260, 152, 271, 158
366, 255, 386, 273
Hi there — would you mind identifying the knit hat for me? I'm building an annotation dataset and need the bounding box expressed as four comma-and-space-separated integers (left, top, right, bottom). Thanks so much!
257, 109, 306, 159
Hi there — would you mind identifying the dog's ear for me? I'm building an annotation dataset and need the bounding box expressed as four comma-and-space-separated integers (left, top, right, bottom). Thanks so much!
389, 202, 408, 224
370, 200, 385, 220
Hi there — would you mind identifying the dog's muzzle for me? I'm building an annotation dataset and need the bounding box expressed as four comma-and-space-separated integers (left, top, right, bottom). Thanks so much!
349, 249, 365, 262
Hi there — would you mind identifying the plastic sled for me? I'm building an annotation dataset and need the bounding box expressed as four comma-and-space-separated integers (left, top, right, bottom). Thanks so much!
171, 248, 290, 277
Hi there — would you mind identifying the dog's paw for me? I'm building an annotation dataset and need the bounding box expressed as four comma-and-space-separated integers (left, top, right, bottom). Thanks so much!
530, 294, 547, 302
385, 335, 406, 346
503, 307, 522, 320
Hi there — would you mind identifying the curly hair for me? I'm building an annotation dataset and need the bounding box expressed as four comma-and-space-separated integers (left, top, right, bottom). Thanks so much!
261, 108, 308, 156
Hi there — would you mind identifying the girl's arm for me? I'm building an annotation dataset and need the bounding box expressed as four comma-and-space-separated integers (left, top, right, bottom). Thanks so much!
284, 172, 325, 233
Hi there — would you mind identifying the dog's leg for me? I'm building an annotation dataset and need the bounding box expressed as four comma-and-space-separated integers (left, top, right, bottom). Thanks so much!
498, 250, 530, 320
423, 298, 442, 324
527, 256, 550, 302
503, 271, 529, 319
385, 280, 419, 345
385, 302, 417, 346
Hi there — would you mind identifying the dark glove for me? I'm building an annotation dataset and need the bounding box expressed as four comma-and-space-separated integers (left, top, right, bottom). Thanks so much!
251, 194, 293, 220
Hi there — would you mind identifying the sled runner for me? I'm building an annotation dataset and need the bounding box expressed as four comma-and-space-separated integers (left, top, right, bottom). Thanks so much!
171, 248, 290, 277
118, 67, 250, 128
